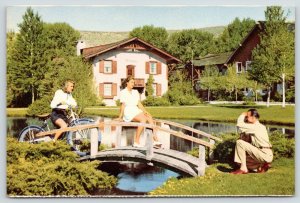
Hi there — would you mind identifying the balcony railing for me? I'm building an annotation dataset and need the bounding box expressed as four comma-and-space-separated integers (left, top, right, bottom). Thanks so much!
121, 78, 145, 87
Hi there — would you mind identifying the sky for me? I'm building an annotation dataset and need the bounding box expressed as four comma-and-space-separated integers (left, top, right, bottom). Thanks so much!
6, 5, 295, 32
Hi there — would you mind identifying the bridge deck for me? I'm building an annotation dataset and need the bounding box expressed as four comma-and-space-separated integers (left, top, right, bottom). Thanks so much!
79, 147, 204, 177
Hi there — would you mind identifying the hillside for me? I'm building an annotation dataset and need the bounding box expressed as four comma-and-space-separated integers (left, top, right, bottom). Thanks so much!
79, 26, 225, 47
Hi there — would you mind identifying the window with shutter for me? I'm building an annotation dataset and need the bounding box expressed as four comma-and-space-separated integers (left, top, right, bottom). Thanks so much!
104, 61, 112, 73
156, 84, 162, 96
150, 62, 157, 74
152, 83, 157, 96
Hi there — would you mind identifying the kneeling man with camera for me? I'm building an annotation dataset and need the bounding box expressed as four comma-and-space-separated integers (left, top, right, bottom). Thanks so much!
231, 109, 273, 174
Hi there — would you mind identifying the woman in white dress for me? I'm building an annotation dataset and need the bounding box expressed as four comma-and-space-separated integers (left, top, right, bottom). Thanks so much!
117, 76, 161, 148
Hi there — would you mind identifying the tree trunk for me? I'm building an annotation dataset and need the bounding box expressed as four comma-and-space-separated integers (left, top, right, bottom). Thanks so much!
282, 73, 286, 108
235, 87, 238, 102
267, 87, 271, 108
31, 85, 35, 104
208, 88, 210, 102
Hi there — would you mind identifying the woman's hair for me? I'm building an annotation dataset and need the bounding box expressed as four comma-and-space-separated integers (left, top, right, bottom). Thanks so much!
248, 108, 260, 119
121, 76, 134, 89
62, 79, 75, 92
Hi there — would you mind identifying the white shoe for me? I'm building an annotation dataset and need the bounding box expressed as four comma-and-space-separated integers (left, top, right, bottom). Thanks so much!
133, 142, 144, 148
153, 141, 162, 146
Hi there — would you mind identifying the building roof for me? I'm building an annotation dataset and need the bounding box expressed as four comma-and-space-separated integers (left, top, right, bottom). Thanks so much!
82, 37, 181, 64
191, 52, 232, 67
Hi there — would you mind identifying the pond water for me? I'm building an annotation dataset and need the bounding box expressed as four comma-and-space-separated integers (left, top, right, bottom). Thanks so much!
6, 116, 294, 195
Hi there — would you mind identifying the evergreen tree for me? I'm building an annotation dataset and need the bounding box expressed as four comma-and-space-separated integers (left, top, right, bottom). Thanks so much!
10, 7, 44, 106
129, 25, 168, 50
145, 74, 155, 97
216, 18, 255, 53
6, 31, 17, 106
250, 6, 294, 107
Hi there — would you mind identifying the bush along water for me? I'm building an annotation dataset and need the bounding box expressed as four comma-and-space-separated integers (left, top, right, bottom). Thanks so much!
187, 131, 294, 164
7, 137, 117, 196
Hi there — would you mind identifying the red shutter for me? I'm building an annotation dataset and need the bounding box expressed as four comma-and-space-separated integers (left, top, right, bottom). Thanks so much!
112, 61, 117, 74
156, 84, 162, 96
99, 83, 104, 97
145, 62, 150, 74
157, 62, 162, 74
112, 83, 117, 96
99, 61, 104, 73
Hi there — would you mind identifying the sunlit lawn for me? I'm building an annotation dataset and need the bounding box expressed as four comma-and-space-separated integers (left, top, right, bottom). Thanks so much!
149, 158, 294, 196
84, 104, 294, 126
7, 105, 294, 125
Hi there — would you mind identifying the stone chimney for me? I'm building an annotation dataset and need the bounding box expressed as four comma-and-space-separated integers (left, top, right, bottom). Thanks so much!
76, 40, 86, 56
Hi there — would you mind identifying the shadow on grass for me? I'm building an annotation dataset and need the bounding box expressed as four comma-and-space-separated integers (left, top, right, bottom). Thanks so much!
215, 105, 266, 109
216, 165, 234, 173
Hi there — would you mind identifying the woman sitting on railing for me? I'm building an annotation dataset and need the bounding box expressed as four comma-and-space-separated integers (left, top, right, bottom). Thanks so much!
116, 76, 161, 148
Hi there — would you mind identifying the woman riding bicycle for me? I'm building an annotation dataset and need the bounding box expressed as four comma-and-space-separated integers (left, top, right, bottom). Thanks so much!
50, 79, 77, 142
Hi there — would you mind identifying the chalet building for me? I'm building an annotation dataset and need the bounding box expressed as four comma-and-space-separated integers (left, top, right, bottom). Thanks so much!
187, 21, 294, 99
79, 37, 180, 106
188, 22, 263, 82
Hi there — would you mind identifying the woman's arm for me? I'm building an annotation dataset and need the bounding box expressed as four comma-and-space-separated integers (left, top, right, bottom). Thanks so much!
138, 101, 151, 116
117, 103, 125, 121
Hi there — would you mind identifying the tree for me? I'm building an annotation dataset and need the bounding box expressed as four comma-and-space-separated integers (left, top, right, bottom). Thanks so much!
167, 29, 216, 63
6, 31, 17, 106
165, 70, 199, 105
129, 25, 168, 50
216, 18, 256, 53
222, 65, 249, 102
199, 65, 220, 102
250, 6, 294, 107
9, 7, 44, 106
145, 74, 155, 97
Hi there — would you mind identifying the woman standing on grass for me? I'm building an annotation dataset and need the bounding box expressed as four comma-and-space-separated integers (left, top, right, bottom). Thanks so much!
117, 76, 161, 148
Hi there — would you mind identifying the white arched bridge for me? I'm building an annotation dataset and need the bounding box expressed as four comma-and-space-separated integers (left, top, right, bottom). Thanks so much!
36, 119, 222, 177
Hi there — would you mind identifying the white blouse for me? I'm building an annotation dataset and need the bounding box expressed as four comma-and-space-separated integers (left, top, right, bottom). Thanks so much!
120, 88, 142, 122
50, 89, 77, 109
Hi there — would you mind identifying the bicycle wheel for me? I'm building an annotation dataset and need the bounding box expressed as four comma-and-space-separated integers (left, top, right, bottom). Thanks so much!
18, 125, 46, 143
67, 119, 101, 156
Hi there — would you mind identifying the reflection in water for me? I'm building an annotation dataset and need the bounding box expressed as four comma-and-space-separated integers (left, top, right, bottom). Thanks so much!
97, 162, 179, 194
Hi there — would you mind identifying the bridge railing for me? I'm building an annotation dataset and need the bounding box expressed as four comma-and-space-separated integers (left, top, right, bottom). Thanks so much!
90, 120, 222, 176
36, 119, 222, 176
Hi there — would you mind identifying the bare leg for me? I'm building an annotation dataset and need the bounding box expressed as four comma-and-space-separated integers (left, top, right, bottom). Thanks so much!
53, 118, 68, 142
132, 113, 147, 144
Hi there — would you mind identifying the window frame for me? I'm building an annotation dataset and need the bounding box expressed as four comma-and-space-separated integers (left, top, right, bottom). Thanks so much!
104, 60, 113, 74
150, 62, 157, 74
236, 62, 242, 73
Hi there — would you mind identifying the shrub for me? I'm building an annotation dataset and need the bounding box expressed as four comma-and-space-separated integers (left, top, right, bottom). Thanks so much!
27, 96, 52, 116
187, 132, 294, 164
142, 96, 171, 106
7, 138, 117, 196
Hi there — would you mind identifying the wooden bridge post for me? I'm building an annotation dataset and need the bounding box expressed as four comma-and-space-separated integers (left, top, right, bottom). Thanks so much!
90, 128, 99, 158
198, 145, 206, 176
116, 126, 122, 147
146, 128, 154, 161
208, 139, 215, 164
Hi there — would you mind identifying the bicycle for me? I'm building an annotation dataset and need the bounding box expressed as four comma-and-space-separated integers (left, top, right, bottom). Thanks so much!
18, 106, 101, 156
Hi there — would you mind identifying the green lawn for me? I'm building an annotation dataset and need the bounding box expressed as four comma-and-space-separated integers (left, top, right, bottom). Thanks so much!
149, 158, 294, 196
84, 104, 294, 126
7, 104, 295, 126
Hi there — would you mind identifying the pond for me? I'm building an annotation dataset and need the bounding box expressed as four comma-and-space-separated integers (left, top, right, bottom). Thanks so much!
6, 116, 294, 195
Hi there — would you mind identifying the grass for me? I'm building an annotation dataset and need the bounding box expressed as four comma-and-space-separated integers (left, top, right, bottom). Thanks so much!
83, 104, 295, 126
6, 104, 295, 126
6, 108, 27, 117
149, 158, 294, 196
